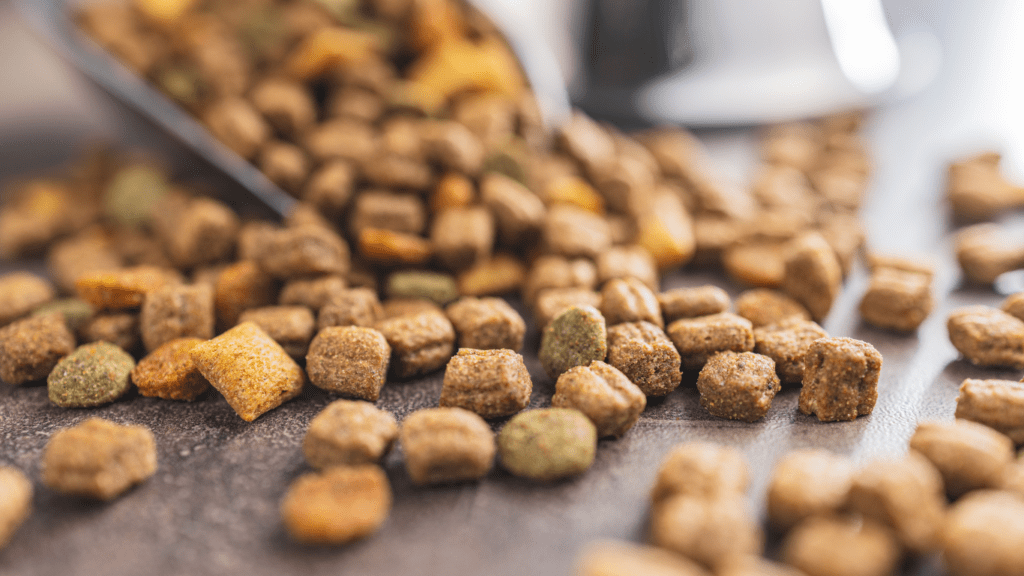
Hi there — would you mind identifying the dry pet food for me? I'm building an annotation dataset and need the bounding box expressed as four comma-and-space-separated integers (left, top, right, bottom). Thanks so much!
0, 467, 32, 550
497, 408, 597, 481
596, 245, 658, 290
650, 494, 763, 570
955, 223, 1024, 285
456, 254, 526, 297
722, 241, 788, 288
657, 285, 730, 324
386, 270, 459, 306
373, 309, 455, 379
139, 283, 215, 352
909, 419, 1014, 498
947, 151, 1024, 221
237, 305, 315, 358
543, 205, 611, 260
213, 260, 278, 330
941, 490, 1024, 576
696, 351, 781, 422
480, 173, 546, 246
798, 337, 881, 422
539, 305, 608, 380
600, 277, 664, 328
317, 287, 383, 330
0, 313, 75, 385
80, 312, 141, 352
430, 206, 494, 270
400, 407, 496, 485
1001, 291, 1024, 322
533, 287, 602, 329
445, 296, 525, 351
753, 318, 828, 384
522, 255, 597, 306
782, 232, 842, 322
48, 342, 135, 408
782, 516, 900, 576
278, 275, 346, 312
130, 338, 210, 401
733, 288, 810, 328
954, 378, 1024, 443
575, 540, 710, 576
947, 306, 1024, 369
440, 348, 532, 419
717, 556, 805, 576
75, 265, 181, 310
0, 271, 55, 326
280, 465, 391, 545
306, 327, 391, 402
303, 400, 398, 469
256, 226, 349, 278
667, 312, 755, 370
551, 360, 645, 438
31, 298, 95, 333
42, 418, 157, 500
766, 449, 854, 530
191, 322, 304, 421
650, 442, 749, 505
859, 267, 933, 332
606, 321, 682, 396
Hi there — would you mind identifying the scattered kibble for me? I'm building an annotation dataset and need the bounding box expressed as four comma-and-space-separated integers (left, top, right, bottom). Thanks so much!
42, 418, 157, 500
552, 361, 645, 438
139, 283, 215, 352
606, 321, 682, 397
599, 277, 664, 328
237, 305, 315, 358
947, 306, 1024, 369
130, 338, 209, 401
374, 309, 455, 379
48, 342, 135, 408
539, 305, 608, 380
799, 337, 881, 422
400, 407, 495, 485
733, 288, 810, 328
766, 449, 854, 531
306, 326, 391, 401
650, 442, 749, 505
0, 467, 32, 550
303, 400, 398, 469
859, 266, 933, 332
278, 275, 346, 312
445, 296, 525, 351
317, 287, 383, 330
75, 265, 181, 310
782, 516, 900, 576
666, 312, 754, 370
31, 297, 95, 333
0, 314, 75, 385
576, 540, 711, 576
781, 232, 842, 322
386, 270, 459, 306
696, 351, 780, 422
649, 494, 763, 571
80, 312, 141, 353
752, 318, 828, 384
280, 465, 391, 545
0, 271, 55, 327
497, 408, 597, 481
954, 379, 1024, 443
941, 490, 1024, 576
909, 419, 1014, 498
657, 285, 730, 324
439, 348, 532, 419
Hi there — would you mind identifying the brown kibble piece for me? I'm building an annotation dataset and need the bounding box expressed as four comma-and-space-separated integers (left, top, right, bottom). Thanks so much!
130, 338, 209, 401
782, 232, 842, 321
696, 351, 780, 422
766, 449, 854, 530
457, 254, 526, 297
237, 305, 315, 358
539, 305, 608, 380
280, 465, 391, 545
596, 245, 658, 290
0, 314, 75, 385
430, 206, 494, 270
717, 556, 806, 576
0, 467, 32, 549
650, 494, 763, 571
955, 379, 1024, 443
650, 442, 749, 505
349, 191, 426, 236
753, 318, 828, 384
576, 540, 711, 576
279, 275, 346, 312
259, 141, 309, 194
799, 337, 881, 422
523, 255, 598, 306
0, 272, 55, 327
358, 228, 432, 265
152, 196, 239, 269
303, 400, 398, 468
302, 161, 355, 219
191, 322, 304, 422
430, 172, 474, 213
782, 516, 900, 576
440, 348, 532, 418
543, 205, 611, 259
600, 277, 663, 328
204, 97, 270, 159
42, 418, 156, 500
250, 77, 315, 137
636, 188, 696, 270
533, 287, 602, 329
1001, 291, 1024, 322
140, 283, 214, 352
47, 233, 122, 294
374, 309, 455, 378
214, 260, 278, 330
942, 490, 1024, 576
317, 288, 383, 331
947, 306, 1024, 369
80, 312, 140, 352
75, 265, 181, 311
947, 151, 1024, 221
909, 419, 1015, 498
445, 296, 524, 351
306, 326, 390, 401
606, 321, 681, 396
722, 241, 788, 288
667, 312, 755, 370
954, 223, 1024, 285
400, 407, 495, 485
257, 226, 349, 278
859, 267, 933, 332
658, 285, 730, 324
481, 174, 546, 246
552, 360, 645, 438
734, 289, 811, 328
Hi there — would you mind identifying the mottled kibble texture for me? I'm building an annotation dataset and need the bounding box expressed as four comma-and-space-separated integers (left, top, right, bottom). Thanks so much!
696, 351, 781, 422
551, 361, 645, 438
799, 337, 881, 422
0, 467, 32, 550
191, 322, 305, 422
130, 337, 210, 401
0, 271, 55, 327
600, 277, 664, 328
139, 283, 215, 352
445, 296, 525, 351
497, 408, 597, 481
606, 321, 682, 396
280, 465, 391, 545
48, 342, 135, 408
954, 378, 1024, 444
303, 400, 399, 469
947, 306, 1024, 369
80, 312, 141, 353
657, 285, 731, 324
306, 327, 390, 402
766, 449, 854, 531
539, 305, 608, 380
532, 287, 602, 328
753, 318, 828, 384
42, 418, 157, 500
400, 407, 496, 485
237, 305, 315, 358
0, 313, 75, 385
440, 348, 532, 419
733, 288, 810, 328
650, 442, 749, 505
386, 270, 459, 306
317, 287, 382, 330
374, 309, 455, 379
667, 312, 755, 370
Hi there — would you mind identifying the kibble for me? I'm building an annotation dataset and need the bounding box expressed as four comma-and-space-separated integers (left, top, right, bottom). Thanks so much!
600, 277, 664, 328
799, 337, 881, 422
576, 540, 710, 576
782, 232, 842, 321
753, 318, 828, 384
445, 296, 524, 351
606, 321, 681, 396
522, 254, 597, 306
533, 287, 602, 329
237, 305, 315, 358
317, 287, 383, 330
942, 490, 1024, 576
552, 361, 645, 438
80, 312, 141, 353
733, 288, 810, 328
306, 326, 391, 401
947, 306, 1024, 369
213, 260, 278, 330
657, 285, 730, 324
766, 449, 854, 530
386, 270, 459, 306
543, 205, 612, 260
0, 467, 31, 550
31, 298, 95, 333
349, 190, 426, 236
456, 254, 526, 297
430, 206, 494, 270
75, 265, 181, 310
596, 245, 658, 290
667, 312, 755, 370
42, 418, 156, 500
859, 267, 933, 332
440, 348, 532, 419
650, 494, 763, 570
0, 271, 55, 327
955, 223, 1024, 285
257, 225, 349, 278
0, 314, 75, 385
782, 516, 900, 576
278, 275, 346, 312
539, 305, 608, 380
497, 408, 597, 481
696, 352, 780, 422
400, 407, 495, 485
481, 173, 546, 246
909, 419, 1014, 498
280, 465, 391, 545
954, 379, 1024, 443
722, 241, 788, 288
302, 400, 398, 468
717, 556, 805, 576
130, 338, 209, 401
650, 442, 749, 505
139, 283, 214, 352
48, 342, 135, 408
374, 309, 455, 378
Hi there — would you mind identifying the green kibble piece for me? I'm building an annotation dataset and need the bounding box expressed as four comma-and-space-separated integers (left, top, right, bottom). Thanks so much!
103, 165, 170, 227
498, 408, 597, 481
32, 298, 95, 333
539, 305, 608, 380
48, 342, 136, 408
386, 271, 459, 306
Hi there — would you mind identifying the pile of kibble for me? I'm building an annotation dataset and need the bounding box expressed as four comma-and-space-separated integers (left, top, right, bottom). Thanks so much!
1, 0, 1023, 574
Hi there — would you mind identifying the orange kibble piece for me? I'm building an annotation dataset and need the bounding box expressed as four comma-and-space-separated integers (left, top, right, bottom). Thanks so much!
285, 28, 379, 80
430, 172, 475, 213
544, 175, 605, 214
408, 37, 524, 104
358, 228, 432, 265
75, 266, 181, 311
457, 254, 526, 297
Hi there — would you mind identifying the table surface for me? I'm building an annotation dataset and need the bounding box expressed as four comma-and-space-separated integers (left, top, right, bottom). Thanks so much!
3, 1, 1024, 575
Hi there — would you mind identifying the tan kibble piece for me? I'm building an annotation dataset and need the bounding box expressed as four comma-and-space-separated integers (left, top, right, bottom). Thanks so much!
421, 120, 485, 175
140, 283, 214, 352
358, 227, 432, 265
303, 118, 379, 166
440, 348, 532, 418
303, 161, 355, 219
349, 190, 426, 236
650, 442, 749, 505
204, 97, 269, 159
523, 255, 598, 306
533, 287, 602, 328
374, 309, 455, 378
596, 245, 658, 290
859, 267, 933, 332
909, 419, 1014, 498
400, 407, 495, 485
75, 265, 181, 311
543, 204, 612, 260
947, 306, 1024, 369
943, 490, 1024, 576
576, 540, 711, 576
306, 327, 390, 401
280, 465, 391, 545
381, 298, 441, 320
552, 361, 645, 438
214, 260, 278, 330
130, 338, 209, 401
722, 241, 788, 288
278, 275, 346, 312
151, 196, 239, 269
191, 322, 304, 422
846, 452, 946, 553
692, 216, 742, 265
237, 305, 315, 358
753, 318, 828, 384
867, 254, 935, 279
955, 223, 1024, 285
782, 232, 842, 321
1001, 291, 1024, 322
80, 312, 140, 352
782, 516, 900, 576
47, 233, 122, 293
658, 285, 730, 324
0, 314, 75, 385
955, 379, 1024, 443
734, 289, 811, 328
0, 467, 32, 549
559, 112, 616, 176
636, 190, 696, 270
606, 321, 681, 396
257, 226, 349, 278
431, 172, 474, 213
717, 556, 806, 576
767, 449, 854, 530
457, 254, 526, 297
667, 312, 755, 370
696, 351, 780, 422
259, 141, 309, 194
0, 272, 55, 327
250, 77, 316, 137
445, 297, 525, 351
430, 206, 494, 270
480, 173, 546, 245
317, 288, 383, 331
303, 400, 398, 468
799, 337, 881, 422
42, 418, 156, 500
947, 151, 1024, 221
650, 494, 763, 571
600, 277, 663, 328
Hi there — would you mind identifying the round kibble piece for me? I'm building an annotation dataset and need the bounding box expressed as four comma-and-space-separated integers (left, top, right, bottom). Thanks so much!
42, 418, 157, 500
303, 400, 399, 469
48, 342, 135, 408
954, 378, 1024, 443
552, 361, 645, 438
576, 540, 711, 576
280, 465, 391, 545
650, 494, 763, 571
947, 306, 1024, 369
941, 490, 1024, 576
0, 467, 32, 550
400, 407, 496, 485
606, 321, 682, 397
539, 305, 608, 380
498, 408, 597, 481
696, 351, 781, 422
734, 288, 810, 328
0, 314, 76, 385
909, 419, 1015, 498
782, 516, 900, 576
440, 349, 532, 419
130, 337, 209, 401
650, 442, 750, 505
766, 449, 854, 531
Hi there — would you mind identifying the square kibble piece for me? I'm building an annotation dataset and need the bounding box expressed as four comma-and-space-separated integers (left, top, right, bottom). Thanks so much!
139, 283, 215, 352
303, 400, 398, 468
947, 306, 1024, 369
374, 309, 455, 379
191, 322, 305, 422
696, 351, 781, 422
279, 274, 347, 312
606, 321, 682, 396
237, 305, 315, 358
445, 296, 525, 351
306, 327, 390, 401
667, 312, 755, 370
317, 287, 382, 330
859, 268, 933, 332
799, 337, 882, 422
552, 360, 646, 438
440, 349, 532, 419
130, 338, 210, 401
954, 378, 1024, 443
0, 314, 75, 385
75, 265, 181, 311
753, 318, 828, 384
400, 407, 496, 485
539, 305, 608, 380
600, 277, 664, 328
42, 418, 157, 500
